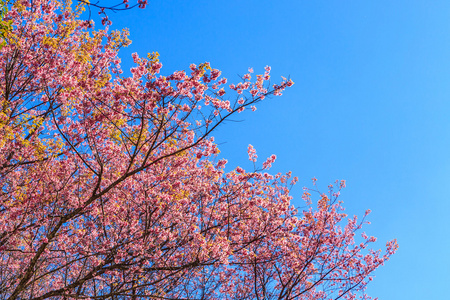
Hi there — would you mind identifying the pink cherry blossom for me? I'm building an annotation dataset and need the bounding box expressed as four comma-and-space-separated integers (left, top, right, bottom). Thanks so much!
0, 1, 396, 299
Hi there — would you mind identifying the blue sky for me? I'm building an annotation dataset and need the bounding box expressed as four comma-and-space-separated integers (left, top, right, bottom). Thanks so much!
97, 1, 450, 298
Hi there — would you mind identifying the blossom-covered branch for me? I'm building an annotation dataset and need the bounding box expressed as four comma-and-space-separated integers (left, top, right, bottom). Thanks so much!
0, 1, 396, 300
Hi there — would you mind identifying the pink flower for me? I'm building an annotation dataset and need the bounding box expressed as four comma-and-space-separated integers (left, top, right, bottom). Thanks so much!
247, 144, 258, 162
262, 154, 276, 169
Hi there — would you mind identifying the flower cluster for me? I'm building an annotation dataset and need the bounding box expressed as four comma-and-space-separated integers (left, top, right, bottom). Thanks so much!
0, 1, 395, 299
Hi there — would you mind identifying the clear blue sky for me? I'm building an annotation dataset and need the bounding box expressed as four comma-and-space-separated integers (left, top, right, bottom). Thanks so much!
97, 1, 450, 298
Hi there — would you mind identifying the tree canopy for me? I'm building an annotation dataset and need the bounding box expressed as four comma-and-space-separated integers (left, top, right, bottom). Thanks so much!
0, 1, 397, 299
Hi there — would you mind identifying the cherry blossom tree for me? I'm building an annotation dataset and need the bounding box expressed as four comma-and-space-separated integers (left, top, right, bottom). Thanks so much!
0, 0, 397, 299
